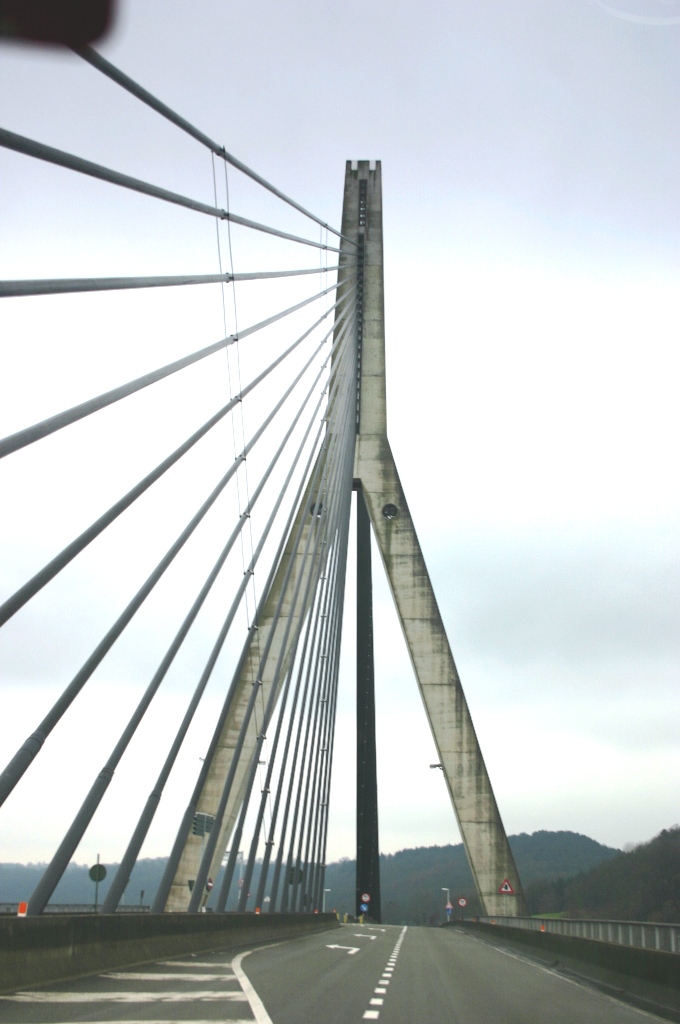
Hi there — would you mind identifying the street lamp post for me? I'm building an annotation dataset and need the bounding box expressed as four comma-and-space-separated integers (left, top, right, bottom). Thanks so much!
441, 887, 452, 923
323, 888, 331, 913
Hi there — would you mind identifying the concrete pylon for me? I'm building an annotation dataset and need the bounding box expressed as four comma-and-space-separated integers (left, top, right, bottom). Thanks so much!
162, 161, 525, 917
162, 469, 325, 911
346, 159, 525, 916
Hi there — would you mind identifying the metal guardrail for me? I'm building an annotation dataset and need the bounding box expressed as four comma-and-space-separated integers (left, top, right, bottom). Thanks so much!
475, 915, 679, 955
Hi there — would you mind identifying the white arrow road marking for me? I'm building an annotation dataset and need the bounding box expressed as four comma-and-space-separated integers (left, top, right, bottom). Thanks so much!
367, 927, 386, 931
353, 933, 377, 940
326, 944, 360, 954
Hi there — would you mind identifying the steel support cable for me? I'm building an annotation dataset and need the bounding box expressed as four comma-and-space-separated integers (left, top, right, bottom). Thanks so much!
74, 46, 356, 248
303, 525, 348, 911
272, 298, 358, 913
289, 446, 354, 913
276, 565, 337, 914
256, 380, 356, 917
191, 459, 331, 915
222, 396, 355, 915
236, 457, 347, 912
264, 322, 357, 896
0, 286, 356, 631
313, 689, 342, 914
101, 356, 336, 914
254, 537, 340, 911
0, 265, 343, 299
150, 309, 356, 913
23, 332, 346, 916
257, 526, 342, 912
150, 420, 327, 915
311, 553, 349, 911
293, 509, 351, 913
306, 305, 360, 913
223, 317, 358, 897
0, 306, 354, 811
266, 511, 347, 913
0, 276, 357, 461
235, 554, 333, 912
267, 606, 325, 914
308, 555, 348, 912
192, 331, 357, 913
276, 427, 356, 912
0, 129, 346, 254
204, 335, 358, 914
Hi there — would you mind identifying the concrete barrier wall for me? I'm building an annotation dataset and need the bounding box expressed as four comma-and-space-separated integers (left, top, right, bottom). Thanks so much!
461, 921, 680, 1013
0, 912, 340, 993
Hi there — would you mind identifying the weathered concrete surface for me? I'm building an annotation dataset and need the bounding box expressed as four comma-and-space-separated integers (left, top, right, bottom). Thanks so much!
165, 467, 325, 911
0, 912, 339, 994
347, 159, 525, 916
164, 161, 525, 918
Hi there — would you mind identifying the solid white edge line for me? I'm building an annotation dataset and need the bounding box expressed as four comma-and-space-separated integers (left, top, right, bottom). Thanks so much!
232, 946, 281, 1024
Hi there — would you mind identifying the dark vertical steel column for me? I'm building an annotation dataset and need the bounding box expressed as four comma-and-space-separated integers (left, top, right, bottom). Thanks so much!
355, 485, 381, 922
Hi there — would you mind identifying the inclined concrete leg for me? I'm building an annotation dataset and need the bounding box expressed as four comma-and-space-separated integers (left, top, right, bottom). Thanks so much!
355, 435, 526, 916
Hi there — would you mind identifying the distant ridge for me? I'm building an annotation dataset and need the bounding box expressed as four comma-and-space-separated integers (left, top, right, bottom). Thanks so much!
323, 829, 619, 923
1, 829, 620, 923
527, 825, 680, 923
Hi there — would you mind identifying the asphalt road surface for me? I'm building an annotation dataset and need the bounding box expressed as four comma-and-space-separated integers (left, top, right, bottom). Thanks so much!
0, 922, 668, 1024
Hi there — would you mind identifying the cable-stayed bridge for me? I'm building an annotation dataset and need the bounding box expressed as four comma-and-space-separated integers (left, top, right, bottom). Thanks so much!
0, 45, 524, 923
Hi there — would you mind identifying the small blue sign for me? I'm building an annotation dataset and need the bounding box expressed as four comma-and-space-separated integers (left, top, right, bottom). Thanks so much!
360, 902, 369, 912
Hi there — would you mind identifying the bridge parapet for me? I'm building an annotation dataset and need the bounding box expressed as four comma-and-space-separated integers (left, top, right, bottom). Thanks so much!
0, 912, 340, 994
474, 914, 679, 954
462, 916, 680, 1017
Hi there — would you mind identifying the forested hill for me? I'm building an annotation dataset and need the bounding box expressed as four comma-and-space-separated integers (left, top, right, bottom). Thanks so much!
323, 830, 618, 923
0, 828, 645, 924
526, 826, 680, 922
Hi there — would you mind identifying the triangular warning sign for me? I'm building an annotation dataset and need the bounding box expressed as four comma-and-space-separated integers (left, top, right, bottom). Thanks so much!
498, 878, 515, 894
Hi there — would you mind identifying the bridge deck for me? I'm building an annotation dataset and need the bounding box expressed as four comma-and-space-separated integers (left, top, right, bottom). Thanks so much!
0, 923, 672, 1024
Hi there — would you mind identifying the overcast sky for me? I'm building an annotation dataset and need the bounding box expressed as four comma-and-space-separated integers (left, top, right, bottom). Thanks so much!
1, 0, 678, 873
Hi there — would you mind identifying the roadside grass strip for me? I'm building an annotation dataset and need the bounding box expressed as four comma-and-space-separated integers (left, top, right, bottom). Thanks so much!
362, 926, 407, 1020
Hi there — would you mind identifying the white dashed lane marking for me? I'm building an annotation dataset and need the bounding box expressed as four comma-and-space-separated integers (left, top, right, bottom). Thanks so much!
362, 925, 407, 1020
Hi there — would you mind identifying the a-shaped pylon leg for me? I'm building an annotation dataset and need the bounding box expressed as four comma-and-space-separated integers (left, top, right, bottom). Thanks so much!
355, 435, 526, 916
162, 463, 325, 912
346, 159, 525, 915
